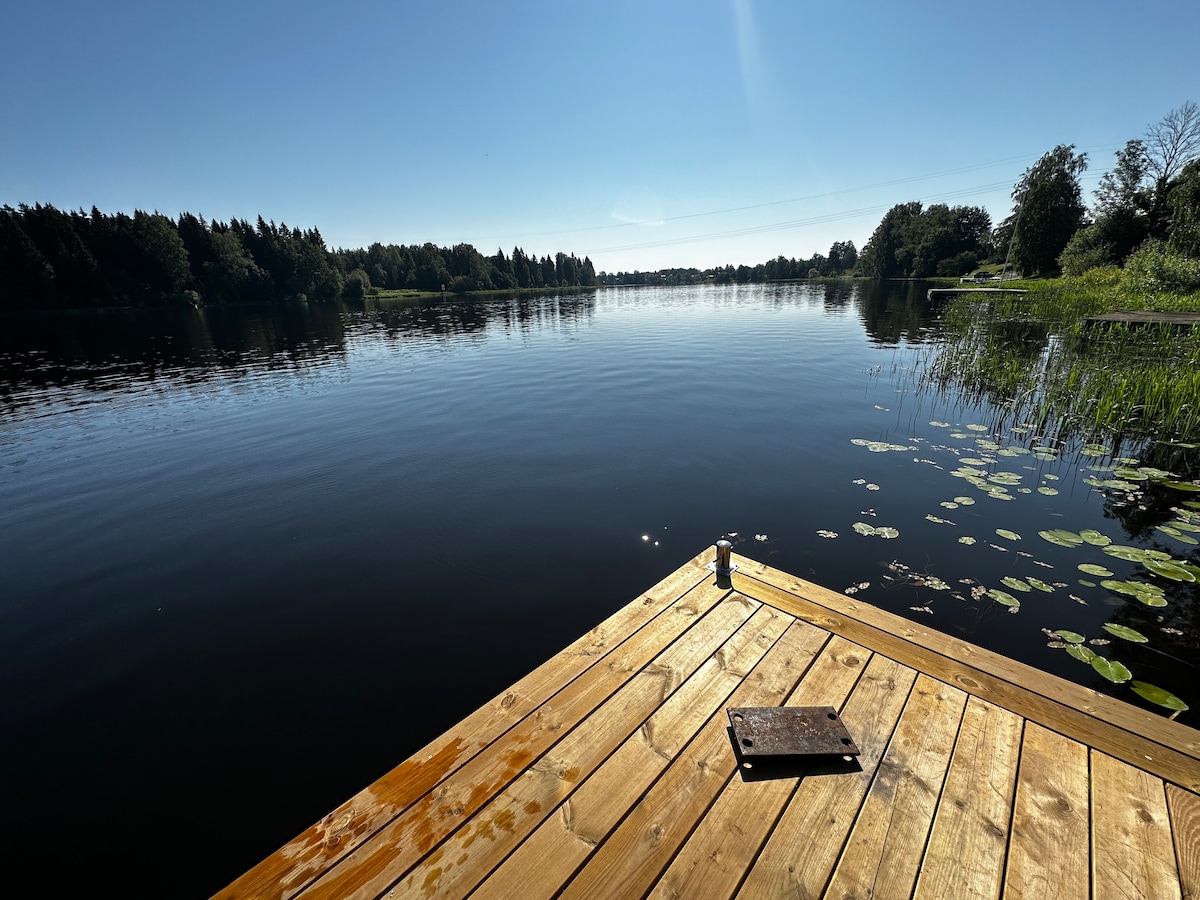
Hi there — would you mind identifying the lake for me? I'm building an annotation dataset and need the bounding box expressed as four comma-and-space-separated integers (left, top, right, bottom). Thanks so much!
1, 281, 1196, 897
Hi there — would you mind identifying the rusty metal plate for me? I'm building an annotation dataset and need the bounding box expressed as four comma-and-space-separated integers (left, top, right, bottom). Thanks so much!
727, 706, 860, 757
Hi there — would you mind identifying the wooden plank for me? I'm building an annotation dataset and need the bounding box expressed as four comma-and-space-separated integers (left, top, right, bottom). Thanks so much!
1092, 751, 1181, 900
730, 556, 1200, 791
733, 655, 918, 899
518, 619, 829, 900
822, 673, 969, 900
215, 549, 712, 900
644, 635, 872, 900
471, 616, 830, 900
1166, 784, 1200, 899
912, 697, 1022, 900
294, 577, 738, 900
1003, 722, 1089, 900
384, 602, 794, 899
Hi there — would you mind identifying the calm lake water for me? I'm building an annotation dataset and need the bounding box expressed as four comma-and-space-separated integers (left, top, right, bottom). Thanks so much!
1, 281, 1196, 896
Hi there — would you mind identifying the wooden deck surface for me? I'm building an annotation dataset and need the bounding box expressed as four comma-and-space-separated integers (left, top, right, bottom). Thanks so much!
217, 548, 1200, 900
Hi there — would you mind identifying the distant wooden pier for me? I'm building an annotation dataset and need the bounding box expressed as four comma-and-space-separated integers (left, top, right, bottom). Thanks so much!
928, 286, 1029, 300
217, 547, 1200, 900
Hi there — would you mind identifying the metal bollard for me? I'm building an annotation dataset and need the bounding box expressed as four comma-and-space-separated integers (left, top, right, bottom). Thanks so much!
707, 539, 737, 575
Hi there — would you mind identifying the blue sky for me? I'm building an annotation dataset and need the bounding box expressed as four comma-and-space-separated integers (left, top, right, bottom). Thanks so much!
2, 0, 1197, 273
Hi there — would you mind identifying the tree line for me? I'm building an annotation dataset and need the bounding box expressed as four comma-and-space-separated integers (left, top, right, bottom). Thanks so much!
604, 102, 1200, 287
0, 205, 599, 310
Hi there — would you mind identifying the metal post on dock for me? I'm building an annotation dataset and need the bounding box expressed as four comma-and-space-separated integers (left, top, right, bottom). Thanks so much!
708, 539, 737, 575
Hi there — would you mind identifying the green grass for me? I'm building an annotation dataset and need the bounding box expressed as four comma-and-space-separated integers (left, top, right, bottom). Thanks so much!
919, 269, 1200, 446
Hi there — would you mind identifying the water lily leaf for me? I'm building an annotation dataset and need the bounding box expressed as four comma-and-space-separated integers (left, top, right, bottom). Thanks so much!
876, 527, 900, 539
940, 501, 959, 509
1139, 467, 1174, 479
1156, 525, 1182, 537
996, 529, 1021, 541
987, 589, 1020, 607
1033, 451, 1058, 461
1065, 644, 1097, 662
1038, 486, 1060, 496
1054, 630, 1085, 644
925, 576, 950, 590
1113, 468, 1148, 481
1163, 480, 1200, 492
1079, 529, 1111, 546
1170, 520, 1200, 533
1114, 456, 1140, 465
966, 424, 988, 432
1027, 577, 1054, 593
929, 421, 951, 427
1040, 529, 1083, 547
1184, 500, 1200, 510
1130, 681, 1189, 711
1001, 577, 1032, 592
1078, 564, 1114, 577
852, 522, 877, 536
958, 536, 976, 545
1091, 657, 1132, 684
961, 458, 990, 466
1081, 443, 1109, 457
1102, 624, 1148, 643
1103, 544, 1168, 562
988, 472, 1023, 485
954, 496, 975, 505
1143, 559, 1196, 582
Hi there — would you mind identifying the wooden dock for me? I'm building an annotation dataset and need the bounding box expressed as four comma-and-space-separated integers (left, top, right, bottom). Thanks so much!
217, 548, 1200, 900
928, 287, 1029, 300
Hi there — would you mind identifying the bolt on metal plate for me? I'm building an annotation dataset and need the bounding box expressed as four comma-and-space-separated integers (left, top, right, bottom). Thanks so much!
727, 706, 860, 757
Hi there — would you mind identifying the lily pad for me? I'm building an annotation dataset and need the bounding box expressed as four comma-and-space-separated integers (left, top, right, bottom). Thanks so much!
1054, 630, 1085, 643
1163, 480, 1200, 492
1113, 468, 1149, 481
987, 589, 1020, 607
1130, 681, 1189, 711
1079, 529, 1111, 546
1065, 644, 1097, 662
1143, 559, 1196, 582
1078, 564, 1115, 577
1040, 529, 1084, 547
852, 522, 877, 536
1026, 577, 1054, 593
1037, 486, 1060, 496
1081, 443, 1109, 457
1000, 577, 1032, 592
876, 527, 899, 539
1102, 624, 1148, 643
1091, 657, 1132, 684
1103, 545, 1171, 563
958, 536, 977, 545
996, 529, 1021, 541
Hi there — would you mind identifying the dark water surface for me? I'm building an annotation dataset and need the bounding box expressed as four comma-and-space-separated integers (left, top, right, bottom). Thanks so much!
1, 282, 1195, 896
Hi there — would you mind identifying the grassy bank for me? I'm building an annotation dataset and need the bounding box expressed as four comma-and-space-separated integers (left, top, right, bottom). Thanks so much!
920, 258, 1200, 448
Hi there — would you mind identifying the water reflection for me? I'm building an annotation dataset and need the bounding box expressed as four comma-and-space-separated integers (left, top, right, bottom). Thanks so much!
0, 292, 599, 413
854, 280, 944, 345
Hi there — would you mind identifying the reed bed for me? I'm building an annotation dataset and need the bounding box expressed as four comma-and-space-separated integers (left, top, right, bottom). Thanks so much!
918, 270, 1200, 447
